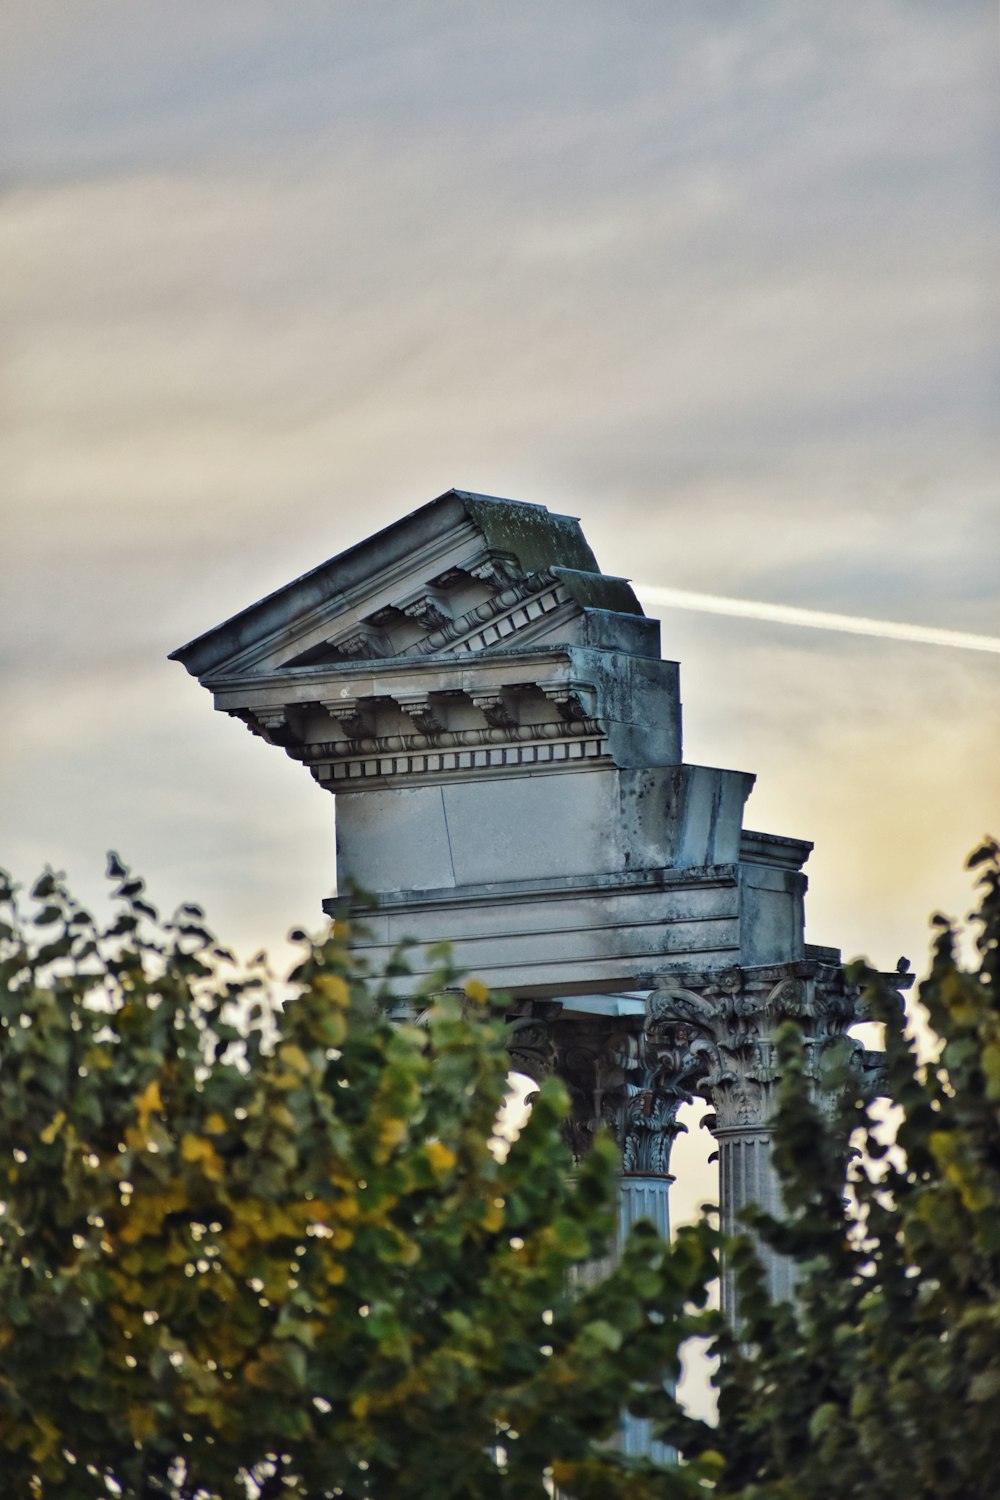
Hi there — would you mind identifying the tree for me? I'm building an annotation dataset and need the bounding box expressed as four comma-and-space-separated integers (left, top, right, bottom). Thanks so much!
12, 843, 997, 1500
673, 839, 1000, 1499
0, 861, 719, 1500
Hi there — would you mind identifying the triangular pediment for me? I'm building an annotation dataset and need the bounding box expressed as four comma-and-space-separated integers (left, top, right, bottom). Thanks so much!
170, 490, 645, 685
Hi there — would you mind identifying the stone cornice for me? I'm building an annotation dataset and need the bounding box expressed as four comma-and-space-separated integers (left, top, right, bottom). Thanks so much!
204, 641, 590, 699
326, 862, 742, 914
172, 490, 647, 684
309, 723, 609, 787
739, 829, 814, 871
173, 503, 486, 679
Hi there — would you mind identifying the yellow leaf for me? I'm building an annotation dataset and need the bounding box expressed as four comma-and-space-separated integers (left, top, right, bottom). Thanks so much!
204, 1113, 227, 1135
134, 1079, 163, 1132
481, 1197, 505, 1233
425, 1140, 457, 1175
117, 1185, 188, 1243
278, 1042, 311, 1077
181, 1135, 225, 1181
325, 1261, 346, 1286
40, 1111, 66, 1145
464, 978, 490, 1005
127, 1404, 158, 1443
379, 1117, 407, 1150
29, 1414, 60, 1464
315, 973, 351, 1009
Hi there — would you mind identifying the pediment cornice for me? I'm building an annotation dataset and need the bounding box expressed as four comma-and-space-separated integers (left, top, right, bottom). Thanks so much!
171, 489, 680, 787
171, 490, 645, 684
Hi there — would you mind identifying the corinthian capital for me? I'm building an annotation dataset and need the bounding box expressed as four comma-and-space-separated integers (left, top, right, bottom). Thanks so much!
545, 1018, 694, 1177
645, 962, 884, 1132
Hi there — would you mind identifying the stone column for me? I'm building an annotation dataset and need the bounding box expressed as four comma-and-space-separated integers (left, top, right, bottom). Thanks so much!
509, 1010, 695, 1463
646, 963, 870, 1318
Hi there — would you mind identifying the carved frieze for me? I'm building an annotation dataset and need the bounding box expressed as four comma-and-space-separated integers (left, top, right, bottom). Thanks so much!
293, 711, 607, 786
315, 730, 606, 785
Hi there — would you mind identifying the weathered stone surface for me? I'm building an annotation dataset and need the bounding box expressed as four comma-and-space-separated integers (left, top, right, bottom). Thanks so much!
171, 488, 905, 1365
644, 958, 911, 1311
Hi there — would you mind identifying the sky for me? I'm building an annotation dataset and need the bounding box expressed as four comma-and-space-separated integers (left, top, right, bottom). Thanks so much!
3, 2, 999, 1248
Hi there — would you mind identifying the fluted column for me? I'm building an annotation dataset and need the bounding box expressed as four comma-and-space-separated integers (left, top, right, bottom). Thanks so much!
646, 962, 886, 1320
510, 1007, 692, 1463
715, 1127, 791, 1310
616, 1173, 674, 1463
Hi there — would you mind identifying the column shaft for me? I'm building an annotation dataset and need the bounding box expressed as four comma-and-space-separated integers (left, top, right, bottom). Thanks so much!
618, 1174, 673, 1464
716, 1129, 793, 1314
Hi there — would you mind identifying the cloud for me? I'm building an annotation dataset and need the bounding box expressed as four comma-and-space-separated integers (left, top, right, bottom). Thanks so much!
2, 1, 996, 991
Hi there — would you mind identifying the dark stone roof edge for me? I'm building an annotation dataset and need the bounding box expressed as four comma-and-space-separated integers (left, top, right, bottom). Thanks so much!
169, 489, 618, 678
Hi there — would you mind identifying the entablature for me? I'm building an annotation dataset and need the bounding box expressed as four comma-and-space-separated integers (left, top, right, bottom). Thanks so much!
206, 639, 682, 786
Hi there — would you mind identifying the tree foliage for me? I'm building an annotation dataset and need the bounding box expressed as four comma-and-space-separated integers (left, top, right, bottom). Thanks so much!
0, 861, 718, 1499
7, 839, 1000, 1499
674, 838, 1000, 1499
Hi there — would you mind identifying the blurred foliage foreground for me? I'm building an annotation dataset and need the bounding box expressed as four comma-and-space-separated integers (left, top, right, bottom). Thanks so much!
0, 841, 998, 1499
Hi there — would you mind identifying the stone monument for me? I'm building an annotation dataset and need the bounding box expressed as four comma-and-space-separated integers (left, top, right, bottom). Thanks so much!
171, 489, 904, 1447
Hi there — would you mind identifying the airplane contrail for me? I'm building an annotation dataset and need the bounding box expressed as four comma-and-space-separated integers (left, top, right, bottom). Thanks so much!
634, 584, 1000, 656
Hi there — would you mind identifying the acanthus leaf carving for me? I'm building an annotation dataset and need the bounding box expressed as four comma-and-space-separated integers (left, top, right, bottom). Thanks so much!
320, 697, 375, 742
395, 696, 445, 736
335, 630, 389, 661
645, 962, 883, 1133
546, 1017, 692, 1178
507, 1010, 558, 1087
467, 551, 525, 588
232, 707, 294, 747
472, 693, 517, 730
400, 593, 453, 632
